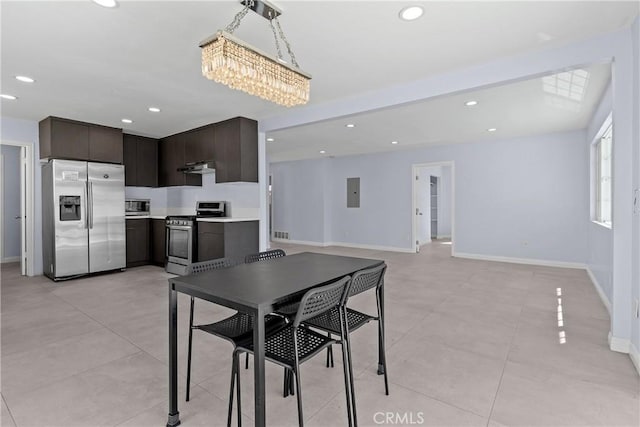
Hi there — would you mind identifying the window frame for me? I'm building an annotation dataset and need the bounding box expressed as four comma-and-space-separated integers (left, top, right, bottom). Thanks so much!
591, 114, 613, 229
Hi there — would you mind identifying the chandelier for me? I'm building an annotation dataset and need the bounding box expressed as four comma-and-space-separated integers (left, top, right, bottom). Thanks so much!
200, 0, 311, 107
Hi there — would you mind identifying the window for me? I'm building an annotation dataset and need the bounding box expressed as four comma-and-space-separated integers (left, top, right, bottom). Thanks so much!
595, 122, 612, 225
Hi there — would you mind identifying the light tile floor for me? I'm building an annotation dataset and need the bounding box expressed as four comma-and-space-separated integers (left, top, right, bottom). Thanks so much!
1, 241, 638, 426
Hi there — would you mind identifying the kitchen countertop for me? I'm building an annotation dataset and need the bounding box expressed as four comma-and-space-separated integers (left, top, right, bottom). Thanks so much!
126, 216, 259, 222
197, 217, 259, 223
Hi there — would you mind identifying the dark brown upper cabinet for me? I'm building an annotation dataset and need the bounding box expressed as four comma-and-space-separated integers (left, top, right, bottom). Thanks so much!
39, 116, 123, 164
159, 134, 201, 187
184, 126, 215, 164
123, 134, 158, 187
213, 117, 258, 183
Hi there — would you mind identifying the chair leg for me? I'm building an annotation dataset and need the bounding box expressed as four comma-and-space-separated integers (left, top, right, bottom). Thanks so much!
343, 308, 358, 427
339, 309, 354, 427
292, 330, 304, 427
377, 292, 389, 396
227, 352, 237, 427
186, 296, 195, 402
283, 369, 289, 398
245, 352, 249, 370
236, 352, 242, 427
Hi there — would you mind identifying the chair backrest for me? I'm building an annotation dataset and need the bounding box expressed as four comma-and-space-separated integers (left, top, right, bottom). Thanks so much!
293, 276, 351, 327
187, 257, 242, 275
244, 249, 286, 264
345, 263, 387, 301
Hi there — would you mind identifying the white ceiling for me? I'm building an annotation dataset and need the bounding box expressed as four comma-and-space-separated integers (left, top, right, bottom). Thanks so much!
0, 1, 636, 152
267, 62, 612, 161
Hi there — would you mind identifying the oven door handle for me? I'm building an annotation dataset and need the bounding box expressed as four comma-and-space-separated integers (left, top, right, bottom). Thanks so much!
166, 225, 192, 231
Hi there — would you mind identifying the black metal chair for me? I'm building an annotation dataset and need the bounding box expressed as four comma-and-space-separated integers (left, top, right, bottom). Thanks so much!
304, 263, 389, 397
229, 276, 356, 427
243, 249, 291, 372
185, 257, 285, 402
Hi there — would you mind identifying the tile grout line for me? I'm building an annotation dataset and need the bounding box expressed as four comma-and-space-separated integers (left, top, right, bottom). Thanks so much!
484, 272, 534, 427
1, 393, 19, 427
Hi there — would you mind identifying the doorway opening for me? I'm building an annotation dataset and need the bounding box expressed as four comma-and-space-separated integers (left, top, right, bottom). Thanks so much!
0, 142, 34, 276
412, 161, 455, 254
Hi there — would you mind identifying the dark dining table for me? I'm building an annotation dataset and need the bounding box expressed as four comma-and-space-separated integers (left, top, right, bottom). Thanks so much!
166, 251, 384, 427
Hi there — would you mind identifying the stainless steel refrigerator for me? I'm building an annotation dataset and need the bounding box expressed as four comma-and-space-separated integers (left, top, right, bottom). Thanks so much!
42, 159, 126, 280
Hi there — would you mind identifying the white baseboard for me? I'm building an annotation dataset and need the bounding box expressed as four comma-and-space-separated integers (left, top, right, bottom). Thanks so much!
452, 251, 586, 269
630, 342, 640, 375
585, 266, 612, 315
271, 238, 415, 253
327, 241, 415, 253
271, 238, 327, 247
608, 332, 630, 353
437, 234, 451, 239
1, 256, 20, 264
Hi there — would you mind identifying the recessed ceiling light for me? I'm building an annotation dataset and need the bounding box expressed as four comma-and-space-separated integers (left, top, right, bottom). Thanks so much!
464, 100, 478, 106
266, 137, 274, 142
487, 128, 497, 132
121, 119, 133, 124
93, 0, 118, 8
345, 124, 355, 128
319, 150, 326, 154
391, 141, 399, 145
15, 75, 35, 83
148, 107, 161, 113
0, 94, 17, 100
399, 5, 424, 21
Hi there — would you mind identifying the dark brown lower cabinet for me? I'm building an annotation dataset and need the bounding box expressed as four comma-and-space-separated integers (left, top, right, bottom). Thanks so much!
151, 219, 167, 266
197, 221, 259, 262
126, 219, 151, 267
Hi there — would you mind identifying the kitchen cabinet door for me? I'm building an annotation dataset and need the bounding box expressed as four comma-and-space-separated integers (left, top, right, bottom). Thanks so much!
159, 135, 201, 187
136, 136, 158, 187
39, 117, 89, 160
126, 219, 151, 267
89, 125, 123, 163
213, 117, 257, 183
123, 134, 137, 186
197, 222, 225, 262
151, 219, 166, 265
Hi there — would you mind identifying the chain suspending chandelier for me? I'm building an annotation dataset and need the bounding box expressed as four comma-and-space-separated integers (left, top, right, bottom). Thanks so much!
199, 0, 311, 107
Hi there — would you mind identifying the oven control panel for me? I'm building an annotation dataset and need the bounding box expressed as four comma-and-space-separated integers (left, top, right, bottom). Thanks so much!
166, 217, 195, 226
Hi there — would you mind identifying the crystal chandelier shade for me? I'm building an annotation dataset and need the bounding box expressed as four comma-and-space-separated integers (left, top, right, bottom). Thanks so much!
200, 1, 311, 107
201, 31, 310, 107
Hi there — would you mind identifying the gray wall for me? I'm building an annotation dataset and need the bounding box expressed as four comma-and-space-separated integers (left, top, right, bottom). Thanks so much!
630, 15, 640, 362
1, 145, 21, 260
271, 128, 589, 263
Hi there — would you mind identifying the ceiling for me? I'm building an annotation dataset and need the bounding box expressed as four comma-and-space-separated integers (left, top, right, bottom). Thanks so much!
1, 1, 636, 154
267, 62, 612, 161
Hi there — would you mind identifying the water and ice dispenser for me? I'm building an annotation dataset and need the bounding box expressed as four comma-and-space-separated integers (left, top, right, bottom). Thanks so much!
59, 195, 81, 221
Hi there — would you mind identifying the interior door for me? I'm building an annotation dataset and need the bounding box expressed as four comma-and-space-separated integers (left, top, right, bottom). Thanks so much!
88, 162, 125, 273
19, 146, 26, 275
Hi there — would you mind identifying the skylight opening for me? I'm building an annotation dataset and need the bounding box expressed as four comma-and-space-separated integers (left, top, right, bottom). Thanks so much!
542, 69, 590, 102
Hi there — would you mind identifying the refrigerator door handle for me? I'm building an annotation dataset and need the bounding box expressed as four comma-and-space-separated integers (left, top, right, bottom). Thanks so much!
88, 181, 94, 229
84, 182, 89, 229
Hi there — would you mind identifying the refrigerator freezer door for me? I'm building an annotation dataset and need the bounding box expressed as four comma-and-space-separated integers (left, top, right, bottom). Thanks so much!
88, 162, 126, 273
51, 160, 89, 277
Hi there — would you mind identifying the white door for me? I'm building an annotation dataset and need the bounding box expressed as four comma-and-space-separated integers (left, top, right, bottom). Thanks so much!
19, 146, 26, 275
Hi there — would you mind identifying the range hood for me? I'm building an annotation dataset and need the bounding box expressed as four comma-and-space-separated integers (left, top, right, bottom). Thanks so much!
178, 160, 215, 174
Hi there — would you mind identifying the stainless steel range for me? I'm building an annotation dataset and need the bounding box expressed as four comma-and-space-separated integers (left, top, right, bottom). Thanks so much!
165, 201, 228, 275
165, 215, 197, 275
